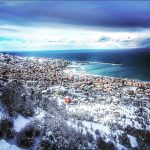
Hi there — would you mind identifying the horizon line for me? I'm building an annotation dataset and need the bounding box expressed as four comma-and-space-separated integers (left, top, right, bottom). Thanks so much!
0, 48, 149, 52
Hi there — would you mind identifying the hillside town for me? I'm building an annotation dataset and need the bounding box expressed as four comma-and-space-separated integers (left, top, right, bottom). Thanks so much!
0, 53, 150, 150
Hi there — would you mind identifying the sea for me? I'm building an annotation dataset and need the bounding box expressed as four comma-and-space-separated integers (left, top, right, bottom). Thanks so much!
3, 49, 150, 81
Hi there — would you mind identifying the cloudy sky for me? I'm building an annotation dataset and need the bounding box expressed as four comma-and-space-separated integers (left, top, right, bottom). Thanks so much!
0, 1, 150, 51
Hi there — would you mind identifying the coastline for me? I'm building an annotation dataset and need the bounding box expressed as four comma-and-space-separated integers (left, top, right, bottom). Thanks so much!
65, 61, 150, 84
3, 49, 150, 81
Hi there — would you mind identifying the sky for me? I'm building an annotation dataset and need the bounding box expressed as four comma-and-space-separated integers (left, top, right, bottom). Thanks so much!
0, 1, 150, 51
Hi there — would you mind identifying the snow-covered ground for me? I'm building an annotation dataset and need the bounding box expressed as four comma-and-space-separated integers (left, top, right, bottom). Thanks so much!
127, 135, 138, 148
0, 140, 21, 150
49, 85, 150, 150
0, 106, 46, 150
1, 82, 149, 149
14, 115, 30, 132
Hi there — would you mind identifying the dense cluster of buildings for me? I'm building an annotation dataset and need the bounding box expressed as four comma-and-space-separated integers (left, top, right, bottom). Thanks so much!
0, 53, 69, 86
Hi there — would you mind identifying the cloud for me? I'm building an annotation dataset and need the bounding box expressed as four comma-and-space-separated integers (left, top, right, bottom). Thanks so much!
98, 37, 111, 42
0, 24, 149, 51
0, 27, 18, 32
138, 38, 150, 48
120, 39, 134, 47
0, 1, 150, 30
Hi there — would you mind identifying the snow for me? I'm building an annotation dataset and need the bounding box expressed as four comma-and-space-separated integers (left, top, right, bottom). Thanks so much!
65, 93, 147, 149
117, 143, 127, 150
14, 108, 47, 132
0, 105, 6, 118
38, 59, 43, 63
128, 135, 138, 148
82, 120, 110, 135
57, 97, 64, 105
47, 131, 52, 136
67, 120, 87, 135
36, 109, 45, 119
0, 110, 3, 118
67, 119, 110, 140
0, 106, 47, 149
123, 86, 137, 92
64, 68, 77, 74
35, 108, 46, 119
14, 115, 30, 132
0, 140, 21, 150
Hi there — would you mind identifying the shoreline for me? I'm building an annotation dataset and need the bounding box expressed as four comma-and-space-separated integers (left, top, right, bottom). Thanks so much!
1, 52, 150, 86
66, 60, 150, 83
75, 60, 123, 66
2, 51, 150, 82
0, 52, 150, 87
65, 62, 150, 84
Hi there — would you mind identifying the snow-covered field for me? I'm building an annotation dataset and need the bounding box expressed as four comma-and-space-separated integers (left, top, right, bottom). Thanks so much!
42, 85, 149, 150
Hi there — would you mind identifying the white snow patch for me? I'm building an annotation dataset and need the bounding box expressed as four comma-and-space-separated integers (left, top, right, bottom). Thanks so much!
82, 121, 110, 135
57, 97, 64, 105
14, 115, 30, 132
128, 135, 138, 148
35, 108, 46, 119
0, 140, 21, 150
0, 111, 3, 118
117, 143, 127, 150
0, 105, 7, 118
38, 59, 43, 63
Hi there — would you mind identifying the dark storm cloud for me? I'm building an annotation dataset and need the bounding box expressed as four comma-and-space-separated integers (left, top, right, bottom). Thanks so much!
0, 1, 150, 29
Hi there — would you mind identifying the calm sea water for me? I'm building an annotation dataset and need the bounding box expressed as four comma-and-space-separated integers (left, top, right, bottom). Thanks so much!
3, 49, 150, 81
